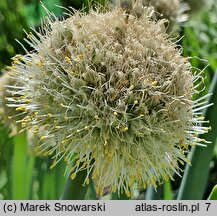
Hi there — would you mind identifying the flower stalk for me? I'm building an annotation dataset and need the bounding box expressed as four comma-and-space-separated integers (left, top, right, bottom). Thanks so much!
61, 165, 90, 200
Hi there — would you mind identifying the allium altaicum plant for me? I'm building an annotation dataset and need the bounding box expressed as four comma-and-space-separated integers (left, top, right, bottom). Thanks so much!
6, 3, 211, 196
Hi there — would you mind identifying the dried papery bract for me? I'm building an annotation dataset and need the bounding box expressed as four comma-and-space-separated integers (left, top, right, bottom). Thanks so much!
7, 6, 211, 196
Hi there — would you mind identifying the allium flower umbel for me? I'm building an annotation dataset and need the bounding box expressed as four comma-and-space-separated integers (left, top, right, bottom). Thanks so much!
142, 0, 189, 27
7, 7, 210, 196
0, 72, 22, 135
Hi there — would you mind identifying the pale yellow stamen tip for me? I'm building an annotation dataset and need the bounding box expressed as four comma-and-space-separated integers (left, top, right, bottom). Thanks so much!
64, 56, 71, 63
16, 106, 26, 111
129, 85, 134, 89
151, 81, 158, 86
47, 113, 52, 117
27, 32, 33, 38
122, 127, 128, 132
40, 135, 48, 141
71, 173, 77, 180
24, 99, 31, 103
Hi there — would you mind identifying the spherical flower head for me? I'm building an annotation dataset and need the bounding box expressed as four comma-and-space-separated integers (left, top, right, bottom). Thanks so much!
0, 73, 12, 119
142, 0, 189, 30
0, 69, 45, 147
0, 74, 8, 117
0, 71, 24, 136
7, 7, 210, 196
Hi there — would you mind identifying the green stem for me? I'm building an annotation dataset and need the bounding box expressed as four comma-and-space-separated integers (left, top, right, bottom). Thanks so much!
145, 185, 163, 200
12, 132, 35, 199
177, 71, 217, 199
208, 185, 217, 200
112, 192, 130, 200
61, 169, 89, 200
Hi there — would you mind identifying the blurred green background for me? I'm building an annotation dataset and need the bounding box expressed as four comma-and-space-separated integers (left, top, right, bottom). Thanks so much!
0, 0, 217, 200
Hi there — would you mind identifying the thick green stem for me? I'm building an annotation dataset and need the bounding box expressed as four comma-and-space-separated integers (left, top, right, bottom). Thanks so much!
112, 192, 130, 200
61, 169, 89, 200
208, 185, 217, 200
145, 185, 163, 200
177, 71, 217, 199
12, 132, 35, 199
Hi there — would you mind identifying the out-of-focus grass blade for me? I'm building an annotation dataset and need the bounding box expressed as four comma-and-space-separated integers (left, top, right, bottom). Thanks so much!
61, 168, 89, 200
85, 178, 97, 200
25, 156, 35, 199
163, 181, 173, 200
12, 133, 35, 199
0, 123, 13, 199
23, 0, 63, 26
42, 171, 57, 199
208, 185, 217, 200
43, 161, 66, 199
177, 71, 217, 199
0, 170, 7, 199
35, 158, 66, 199
12, 133, 27, 199
55, 161, 67, 198
145, 185, 163, 200
112, 192, 130, 200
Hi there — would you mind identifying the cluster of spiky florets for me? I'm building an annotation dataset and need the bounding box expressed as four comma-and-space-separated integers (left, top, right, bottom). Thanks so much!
0, 74, 8, 120
142, 0, 189, 29
0, 73, 11, 120
7, 6, 210, 196
114, 0, 189, 32
0, 72, 22, 135
0, 71, 43, 143
143, 0, 179, 21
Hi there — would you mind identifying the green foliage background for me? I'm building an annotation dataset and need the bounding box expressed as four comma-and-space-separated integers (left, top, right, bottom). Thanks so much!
0, 0, 217, 200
